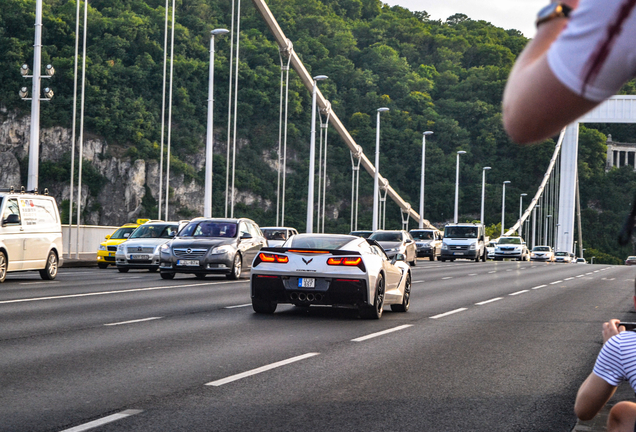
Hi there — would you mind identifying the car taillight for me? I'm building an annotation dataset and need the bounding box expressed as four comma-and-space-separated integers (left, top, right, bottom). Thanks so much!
258, 253, 288, 263
327, 257, 362, 266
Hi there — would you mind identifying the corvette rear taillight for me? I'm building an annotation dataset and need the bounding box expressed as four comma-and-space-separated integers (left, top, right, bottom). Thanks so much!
258, 253, 289, 263
327, 257, 362, 266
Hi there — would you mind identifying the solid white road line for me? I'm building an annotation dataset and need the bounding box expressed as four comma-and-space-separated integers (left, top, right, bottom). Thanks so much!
104, 317, 162, 326
532, 284, 547, 290
0, 280, 241, 305
509, 290, 528, 296
550, 280, 563, 285
225, 303, 252, 309
351, 324, 413, 342
59, 410, 143, 432
475, 297, 502, 305
430, 308, 468, 319
206, 353, 319, 387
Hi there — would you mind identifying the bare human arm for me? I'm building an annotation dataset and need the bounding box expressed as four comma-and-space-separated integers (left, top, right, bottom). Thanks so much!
502, 1, 598, 144
574, 372, 617, 420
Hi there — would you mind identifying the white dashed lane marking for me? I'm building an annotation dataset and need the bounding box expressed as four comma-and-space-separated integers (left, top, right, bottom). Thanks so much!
430, 308, 468, 319
351, 325, 413, 342
509, 290, 528, 296
59, 410, 143, 432
206, 353, 320, 387
104, 317, 162, 326
475, 297, 502, 305
532, 284, 547, 290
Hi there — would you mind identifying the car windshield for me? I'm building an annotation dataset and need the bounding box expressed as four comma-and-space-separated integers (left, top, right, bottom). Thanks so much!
533, 246, 550, 251
555, 252, 567, 256
410, 231, 434, 240
130, 224, 177, 239
499, 237, 522, 245
444, 227, 478, 238
369, 232, 403, 242
288, 235, 354, 250
110, 227, 137, 239
180, 221, 237, 238
262, 229, 288, 241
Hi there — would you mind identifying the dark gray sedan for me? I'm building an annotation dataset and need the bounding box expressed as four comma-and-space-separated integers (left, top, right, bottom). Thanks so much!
368, 230, 417, 266
159, 218, 267, 280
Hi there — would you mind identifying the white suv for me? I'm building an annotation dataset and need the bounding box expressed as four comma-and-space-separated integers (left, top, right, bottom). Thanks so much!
530, 245, 554, 262
494, 236, 529, 261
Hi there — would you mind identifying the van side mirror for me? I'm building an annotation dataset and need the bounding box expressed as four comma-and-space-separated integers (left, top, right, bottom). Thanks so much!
2, 214, 20, 226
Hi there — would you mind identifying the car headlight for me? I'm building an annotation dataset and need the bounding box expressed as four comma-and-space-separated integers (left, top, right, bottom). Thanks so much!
442, 243, 448, 250
117, 244, 124, 251
99, 244, 106, 251
469, 242, 476, 250
211, 245, 234, 254
160, 244, 171, 252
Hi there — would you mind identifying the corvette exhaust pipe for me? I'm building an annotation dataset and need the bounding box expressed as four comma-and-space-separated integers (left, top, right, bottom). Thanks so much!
290, 292, 299, 300
306, 293, 315, 302
315, 294, 323, 301
298, 293, 307, 301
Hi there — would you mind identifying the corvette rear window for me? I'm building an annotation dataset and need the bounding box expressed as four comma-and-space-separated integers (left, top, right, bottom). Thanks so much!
288, 236, 353, 250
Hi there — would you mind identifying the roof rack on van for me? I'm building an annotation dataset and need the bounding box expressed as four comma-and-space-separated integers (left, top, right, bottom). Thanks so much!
0, 186, 50, 196
0, 187, 16, 193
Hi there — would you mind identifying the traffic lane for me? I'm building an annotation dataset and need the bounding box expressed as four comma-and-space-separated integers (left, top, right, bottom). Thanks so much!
407, 262, 627, 319
91, 268, 634, 432
0, 277, 252, 340
0, 267, 244, 301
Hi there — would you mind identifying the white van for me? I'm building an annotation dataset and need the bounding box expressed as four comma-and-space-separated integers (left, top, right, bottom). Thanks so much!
0, 191, 63, 282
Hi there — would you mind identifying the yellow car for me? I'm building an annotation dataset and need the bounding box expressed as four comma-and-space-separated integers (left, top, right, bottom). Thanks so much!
97, 219, 149, 269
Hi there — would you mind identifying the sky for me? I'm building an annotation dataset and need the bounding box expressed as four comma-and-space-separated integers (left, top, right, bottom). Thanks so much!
383, 0, 546, 37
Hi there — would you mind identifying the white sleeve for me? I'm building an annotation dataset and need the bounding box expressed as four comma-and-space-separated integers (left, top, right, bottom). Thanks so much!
547, 0, 636, 102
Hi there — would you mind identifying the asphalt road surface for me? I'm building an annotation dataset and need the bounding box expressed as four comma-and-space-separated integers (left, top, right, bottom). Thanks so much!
1, 260, 634, 432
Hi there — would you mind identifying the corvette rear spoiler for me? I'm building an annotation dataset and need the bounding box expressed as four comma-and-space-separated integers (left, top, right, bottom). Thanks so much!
260, 247, 361, 256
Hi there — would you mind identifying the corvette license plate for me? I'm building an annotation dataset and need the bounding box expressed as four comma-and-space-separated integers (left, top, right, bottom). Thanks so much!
130, 254, 149, 260
177, 260, 199, 266
298, 278, 315, 288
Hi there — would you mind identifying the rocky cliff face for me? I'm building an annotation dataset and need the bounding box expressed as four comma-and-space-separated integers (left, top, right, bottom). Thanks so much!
0, 109, 271, 225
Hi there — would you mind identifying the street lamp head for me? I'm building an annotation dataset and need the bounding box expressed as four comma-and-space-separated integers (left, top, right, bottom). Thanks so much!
503, 180, 511, 185
377, 107, 390, 112
45, 64, 55, 76
423, 131, 434, 135
313, 75, 328, 81
19, 87, 28, 98
43, 87, 54, 99
521, 193, 527, 197
483, 166, 491, 171
457, 150, 466, 155
546, 214, 553, 218
211, 28, 230, 36
20, 64, 29, 76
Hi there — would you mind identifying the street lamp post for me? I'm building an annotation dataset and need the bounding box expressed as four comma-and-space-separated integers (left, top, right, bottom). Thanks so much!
544, 214, 552, 245
454, 150, 466, 223
481, 166, 491, 226
306, 75, 328, 233
419, 131, 433, 228
532, 205, 540, 248
204, 29, 229, 218
501, 181, 511, 235
372, 107, 390, 231
519, 193, 527, 236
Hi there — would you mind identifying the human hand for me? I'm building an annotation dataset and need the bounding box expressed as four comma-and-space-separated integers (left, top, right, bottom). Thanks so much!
552, 0, 580, 11
602, 319, 623, 343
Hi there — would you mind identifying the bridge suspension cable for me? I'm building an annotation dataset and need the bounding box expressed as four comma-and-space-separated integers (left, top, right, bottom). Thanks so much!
250, 0, 435, 229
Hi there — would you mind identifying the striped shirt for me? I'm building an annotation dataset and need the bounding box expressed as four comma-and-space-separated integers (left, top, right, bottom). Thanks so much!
593, 331, 636, 389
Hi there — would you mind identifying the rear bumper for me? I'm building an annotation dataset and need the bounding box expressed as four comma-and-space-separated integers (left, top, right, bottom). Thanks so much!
251, 274, 369, 308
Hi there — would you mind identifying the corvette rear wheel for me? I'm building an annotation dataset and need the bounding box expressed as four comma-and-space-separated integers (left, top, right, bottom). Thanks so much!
252, 298, 277, 314
391, 272, 411, 312
360, 274, 385, 319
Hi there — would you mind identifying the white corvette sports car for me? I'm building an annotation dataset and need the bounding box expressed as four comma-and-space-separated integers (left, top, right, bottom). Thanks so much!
250, 234, 412, 319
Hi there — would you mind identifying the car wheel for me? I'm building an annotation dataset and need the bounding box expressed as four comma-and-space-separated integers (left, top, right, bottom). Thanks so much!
98, 263, 108, 269
440, 258, 445, 262
360, 274, 385, 319
226, 253, 242, 280
195, 273, 207, 279
391, 272, 411, 313
0, 250, 7, 283
252, 298, 277, 314
39, 251, 58, 280
117, 267, 129, 273
160, 272, 175, 280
